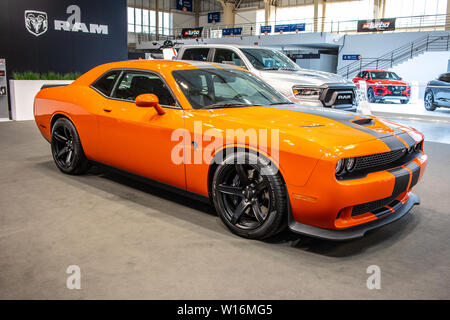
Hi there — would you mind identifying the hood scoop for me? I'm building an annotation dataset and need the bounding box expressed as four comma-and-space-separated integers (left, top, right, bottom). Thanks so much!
351, 118, 375, 126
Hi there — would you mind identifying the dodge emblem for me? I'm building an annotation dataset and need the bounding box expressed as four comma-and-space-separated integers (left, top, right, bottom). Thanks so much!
25, 10, 48, 37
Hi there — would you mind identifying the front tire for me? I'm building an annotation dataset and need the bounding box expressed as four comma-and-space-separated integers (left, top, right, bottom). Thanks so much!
211, 152, 287, 240
51, 117, 90, 175
424, 91, 437, 111
401, 99, 410, 104
367, 87, 376, 103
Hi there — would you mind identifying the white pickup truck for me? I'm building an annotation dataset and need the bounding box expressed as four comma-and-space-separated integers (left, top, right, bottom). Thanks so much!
176, 44, 358, 112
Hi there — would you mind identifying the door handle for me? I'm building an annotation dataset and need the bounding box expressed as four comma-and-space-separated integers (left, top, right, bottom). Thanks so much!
103, 106, 113, 112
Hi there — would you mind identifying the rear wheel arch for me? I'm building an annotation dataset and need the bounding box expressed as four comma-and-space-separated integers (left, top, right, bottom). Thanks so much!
51, 113, 72, 131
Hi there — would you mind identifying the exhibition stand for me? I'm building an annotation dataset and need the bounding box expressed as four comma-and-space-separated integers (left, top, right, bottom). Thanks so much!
9, 80, 73, 121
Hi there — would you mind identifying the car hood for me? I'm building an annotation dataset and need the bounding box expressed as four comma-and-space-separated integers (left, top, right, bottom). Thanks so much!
259, 69, 353, 87
193, 104, 417, 154
368, 79, 408, 86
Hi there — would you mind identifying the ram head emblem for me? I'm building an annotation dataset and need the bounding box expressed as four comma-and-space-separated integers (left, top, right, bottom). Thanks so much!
25, 10, 48, 37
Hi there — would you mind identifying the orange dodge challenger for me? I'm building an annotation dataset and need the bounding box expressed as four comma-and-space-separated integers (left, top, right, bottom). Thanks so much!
34, 60, 427, 240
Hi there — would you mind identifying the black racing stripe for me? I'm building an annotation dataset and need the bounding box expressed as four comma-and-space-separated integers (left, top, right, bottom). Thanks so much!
380, 135, 407, 150
266, 105, 405, 150
397, 132, 417, 148
388, 167, 410, 197
405, 161, 421, 188
380, 120, 417, 147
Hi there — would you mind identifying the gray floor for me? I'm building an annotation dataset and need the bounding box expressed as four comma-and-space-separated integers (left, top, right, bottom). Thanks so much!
0, 120, 449, 299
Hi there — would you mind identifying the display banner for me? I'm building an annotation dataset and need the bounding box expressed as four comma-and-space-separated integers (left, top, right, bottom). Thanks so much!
0, 58, 8, 118
357, 18, 396, 32
260, 25, 272, 34
274, 23, 305, 33
343, 54, 362, 60
222, 27, 242, 36
181, 27, 203, 38
207, 12, 220, 24
176, 0, 193, 12
0, 0, 127, 74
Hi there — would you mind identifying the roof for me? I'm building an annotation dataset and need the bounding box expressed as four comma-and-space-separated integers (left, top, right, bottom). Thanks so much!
74, 59, 245, 85
362, 70, 393, 72
180, 43, 275, 50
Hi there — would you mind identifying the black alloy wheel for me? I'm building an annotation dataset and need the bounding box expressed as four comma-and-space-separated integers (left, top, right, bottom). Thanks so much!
212, 152, 287, 239
51, 117, 90, 175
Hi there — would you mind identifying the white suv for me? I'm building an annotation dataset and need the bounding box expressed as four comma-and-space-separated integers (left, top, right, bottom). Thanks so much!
177, 44, 358, 112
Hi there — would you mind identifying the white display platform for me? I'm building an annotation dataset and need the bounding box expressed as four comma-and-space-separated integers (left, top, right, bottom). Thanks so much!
9, 80, 73, 121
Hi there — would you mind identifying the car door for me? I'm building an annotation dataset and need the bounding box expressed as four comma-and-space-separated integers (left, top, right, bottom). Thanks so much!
96, 69, 186, 189
436, 73, 450, 107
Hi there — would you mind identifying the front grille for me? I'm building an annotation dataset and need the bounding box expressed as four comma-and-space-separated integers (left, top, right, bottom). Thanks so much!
353, 148, 406, 172
352, 196, 396, 216
323, 88, 355, 106
387, 85, 406, 91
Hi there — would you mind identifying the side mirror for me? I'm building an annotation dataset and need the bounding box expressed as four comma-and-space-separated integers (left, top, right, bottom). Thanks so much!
135, 94, 165, 115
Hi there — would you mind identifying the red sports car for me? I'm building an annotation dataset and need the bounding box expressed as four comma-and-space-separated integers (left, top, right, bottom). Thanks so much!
353, 70, 411, 104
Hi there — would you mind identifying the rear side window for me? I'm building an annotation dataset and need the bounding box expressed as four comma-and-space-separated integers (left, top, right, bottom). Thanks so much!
92, 70, 121, 96
439, 73, 450, 83
181, 48, 210, 61
213, 48, 244, 66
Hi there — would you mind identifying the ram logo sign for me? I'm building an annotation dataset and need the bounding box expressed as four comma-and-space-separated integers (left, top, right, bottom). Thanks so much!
24, 5, 108, 37
55, 5, 108, 35
25, 10, 48, 37
337, 94, 352, 100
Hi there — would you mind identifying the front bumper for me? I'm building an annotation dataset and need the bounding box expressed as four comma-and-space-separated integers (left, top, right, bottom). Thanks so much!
373, 85, 411, 100
288, 193, 419, 241
286, 149, 427, 240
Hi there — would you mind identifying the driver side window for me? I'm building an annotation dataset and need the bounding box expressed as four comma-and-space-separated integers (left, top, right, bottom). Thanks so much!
112, 71, 176, 106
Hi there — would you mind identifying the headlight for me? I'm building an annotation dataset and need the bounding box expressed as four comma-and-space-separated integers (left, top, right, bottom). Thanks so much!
335, 159, 345, 176
292, 87, 322, 100
346, 157, 356, 172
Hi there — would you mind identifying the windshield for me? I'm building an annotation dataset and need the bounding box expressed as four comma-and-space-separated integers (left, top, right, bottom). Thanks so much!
370, 71, 401, 80
172, 69, 291, 109
241, 48, 300, 71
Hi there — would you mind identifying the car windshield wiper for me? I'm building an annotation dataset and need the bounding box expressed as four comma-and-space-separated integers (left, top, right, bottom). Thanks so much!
268, 102, 295, 105
200, 103, 261, 109
262, 67, 280, 70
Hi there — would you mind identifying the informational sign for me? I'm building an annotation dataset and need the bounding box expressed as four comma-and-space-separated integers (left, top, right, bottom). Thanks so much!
222, 27, 242, 36
274, 24, 290, 33
343, 54, 362, 61
260, 25, 272, 34
274, 23, 305, 33
0, 59, 9, 118
357, 18, 396, 32
0, 0, 127, 74
181, 27, 203, 38
208, 12, 220, 24
177, 0, 193, 12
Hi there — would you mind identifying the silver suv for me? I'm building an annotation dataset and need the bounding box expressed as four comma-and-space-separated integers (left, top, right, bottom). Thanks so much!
177, 44, 357, 112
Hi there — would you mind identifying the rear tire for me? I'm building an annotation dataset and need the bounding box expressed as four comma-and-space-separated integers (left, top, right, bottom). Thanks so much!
51, 117, 90, 175
424, 91, 437, 111
211, 152, 287, 240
